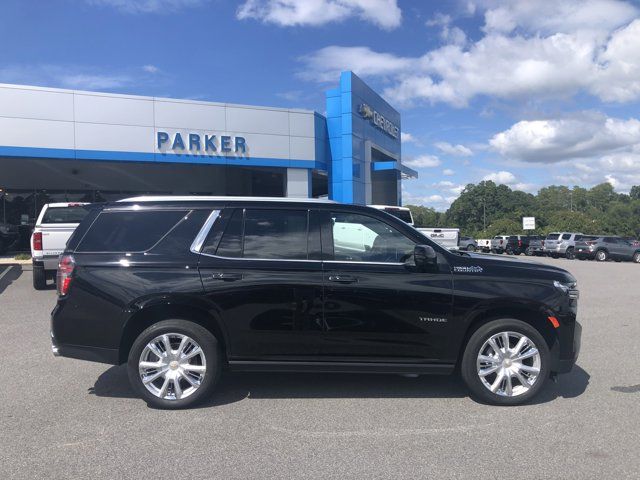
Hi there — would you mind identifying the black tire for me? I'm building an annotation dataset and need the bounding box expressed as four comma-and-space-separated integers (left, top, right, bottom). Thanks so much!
565, 247, 575, 260
525, 247, 533, 256
595, 249, 608, 262
505, 247, 514, 255
127, 319, 221, 409
461, 318, 550, 406
633, 252, 640, 263
33, 266, 47, 290
466, 244, 476, 252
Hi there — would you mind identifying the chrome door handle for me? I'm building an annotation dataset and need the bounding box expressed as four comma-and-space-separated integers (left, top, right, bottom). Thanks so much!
328, 274, 357, 284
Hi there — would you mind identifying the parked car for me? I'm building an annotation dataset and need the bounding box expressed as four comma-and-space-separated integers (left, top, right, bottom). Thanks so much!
506, 235, 544, 256
369, 205, 414, 226
476, 238, 492, 253
459, 236, 477, 252
0, 222, 20, 254
525, 236, 545, 256
575, 236, 640, 262
543, 232, 583, 259
416, 227, 460, 250
622, 236, 640, 247
490, 235, 509, 254
51, 196, 581, 408
31, 203, 91, 290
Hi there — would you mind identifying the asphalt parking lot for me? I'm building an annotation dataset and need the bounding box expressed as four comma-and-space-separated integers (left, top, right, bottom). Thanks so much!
1, 257, 639, 479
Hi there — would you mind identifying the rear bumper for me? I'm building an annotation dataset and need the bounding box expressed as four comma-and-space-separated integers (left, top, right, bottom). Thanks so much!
50, 329, 118, 364
33, 256, 60, 271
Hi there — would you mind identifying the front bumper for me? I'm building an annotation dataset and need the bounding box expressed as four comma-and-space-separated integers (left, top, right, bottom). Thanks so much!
575, 248, 595, 259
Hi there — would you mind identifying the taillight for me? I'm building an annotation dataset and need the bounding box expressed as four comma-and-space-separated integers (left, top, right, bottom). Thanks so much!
542, 240, 545, 246
518, 240, 522, 247
33, 232, 43, 251
500, 240, 503, 245
57, 255, 75, 296
585, 241, 596, 246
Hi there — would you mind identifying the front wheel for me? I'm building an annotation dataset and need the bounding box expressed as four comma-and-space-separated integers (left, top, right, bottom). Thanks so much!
127, 319, 220, 409
461, 319, 550, 406
565, 247, 575, 260
466, 244, 476, 252
633, 252, 640, 263
525, 247, 533, 256
595, 250, 608, 262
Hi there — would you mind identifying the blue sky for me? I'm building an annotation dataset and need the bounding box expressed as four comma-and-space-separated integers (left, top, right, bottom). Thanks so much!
2, 0, 640, 210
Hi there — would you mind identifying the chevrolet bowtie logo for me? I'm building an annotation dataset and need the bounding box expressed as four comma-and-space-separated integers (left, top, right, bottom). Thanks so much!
358, 103, 374, 119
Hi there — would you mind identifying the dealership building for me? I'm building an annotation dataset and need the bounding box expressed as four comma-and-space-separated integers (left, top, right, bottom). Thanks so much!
0, 71, 416, 226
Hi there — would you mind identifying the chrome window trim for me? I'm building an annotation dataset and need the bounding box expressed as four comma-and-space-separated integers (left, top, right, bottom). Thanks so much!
190, 209, 221, 254
198, 251, 322, 263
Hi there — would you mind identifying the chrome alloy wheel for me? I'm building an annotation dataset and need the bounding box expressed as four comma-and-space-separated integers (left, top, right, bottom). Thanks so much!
476, 331, 541, 397
138, 333, 206, 401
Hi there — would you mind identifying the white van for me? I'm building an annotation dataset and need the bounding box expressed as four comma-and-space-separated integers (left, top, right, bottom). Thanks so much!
369, 205, 414, 226
416, 227, 460, 250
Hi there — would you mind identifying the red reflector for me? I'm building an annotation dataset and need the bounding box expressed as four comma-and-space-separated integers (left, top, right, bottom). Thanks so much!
548, 316, 560, 328
33, 232, 43, 251
518, 240, 522, 247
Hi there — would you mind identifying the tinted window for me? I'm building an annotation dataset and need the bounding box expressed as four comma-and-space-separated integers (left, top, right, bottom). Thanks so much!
77, 210, 188, 252
562, 234, 571, 240
547, 234, 560, 240
604, 237, 618, 244
215, 209, 243, 258
331, 212, 415, 263
243, 209, 308, 260
41, 206, 90, 224
383, 208, 412, 223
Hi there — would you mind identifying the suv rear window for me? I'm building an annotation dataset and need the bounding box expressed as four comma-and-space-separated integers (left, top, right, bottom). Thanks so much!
77, 210, 188, 252
41, 206, 90, 224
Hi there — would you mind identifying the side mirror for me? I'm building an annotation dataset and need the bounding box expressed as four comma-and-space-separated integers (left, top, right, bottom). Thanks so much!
414, 244, 437, 270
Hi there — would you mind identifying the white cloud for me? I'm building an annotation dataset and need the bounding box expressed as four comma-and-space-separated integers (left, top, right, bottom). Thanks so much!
301, 1, 640, 106
298, 46, 412, 82
401, 132, 418, 144
142, 64, 159, 73
490, 111, 640, 162
404, 154, 441, 168
0, 64, 133, 90
434, 141, 472, 156
483, 170, 517, 184
86, 0, 205, 14
237, 0, 401, 29
442, 168, 455, 175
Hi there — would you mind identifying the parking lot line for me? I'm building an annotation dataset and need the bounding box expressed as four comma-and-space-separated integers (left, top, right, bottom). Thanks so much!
0, 265, 13, 282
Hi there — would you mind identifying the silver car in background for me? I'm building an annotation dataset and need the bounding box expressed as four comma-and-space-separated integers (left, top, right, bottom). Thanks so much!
544, 232, 583, 259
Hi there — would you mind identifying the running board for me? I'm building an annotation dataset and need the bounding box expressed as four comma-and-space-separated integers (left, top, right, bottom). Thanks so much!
228, 360, 455, 375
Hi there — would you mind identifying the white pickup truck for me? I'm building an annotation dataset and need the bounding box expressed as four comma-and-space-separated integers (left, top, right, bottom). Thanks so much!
31, 203, 90, 290
416, 227, 460, 250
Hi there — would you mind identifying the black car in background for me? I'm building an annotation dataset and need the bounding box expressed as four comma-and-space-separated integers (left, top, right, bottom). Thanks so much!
505, 235, 543, 256
0, 223, 19, 254
50, 197, 581, 408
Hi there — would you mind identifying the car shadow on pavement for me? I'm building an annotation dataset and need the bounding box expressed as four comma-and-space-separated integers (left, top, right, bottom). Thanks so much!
89, 363, 590, 408
0, 264, 22, 295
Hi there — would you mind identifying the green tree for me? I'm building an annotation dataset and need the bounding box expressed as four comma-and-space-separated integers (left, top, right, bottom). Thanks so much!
630, 185, 640, 200
406, 205, 441, 227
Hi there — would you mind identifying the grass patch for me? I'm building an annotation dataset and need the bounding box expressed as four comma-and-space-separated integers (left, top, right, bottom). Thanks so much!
14, 253, 31, 260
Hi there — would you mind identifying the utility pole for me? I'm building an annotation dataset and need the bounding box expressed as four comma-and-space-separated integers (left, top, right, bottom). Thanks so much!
483, 199, 486, 234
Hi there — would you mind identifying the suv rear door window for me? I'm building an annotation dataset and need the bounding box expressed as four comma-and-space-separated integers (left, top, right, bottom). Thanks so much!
243, 209, 308, 260
562, 234, 571, 240
77, 210, 188, 252
546, 234, 560, 240
41, 206, 90, 224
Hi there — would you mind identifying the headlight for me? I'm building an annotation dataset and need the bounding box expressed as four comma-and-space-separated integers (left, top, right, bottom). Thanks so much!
554, 280, 579, 299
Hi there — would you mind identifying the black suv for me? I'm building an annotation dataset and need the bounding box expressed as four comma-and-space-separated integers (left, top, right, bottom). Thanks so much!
51, 197, 581, 408
505, 235, 543, 256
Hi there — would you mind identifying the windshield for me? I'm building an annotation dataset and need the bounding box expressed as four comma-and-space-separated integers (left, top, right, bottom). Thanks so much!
383, 208, 413, 224
41, 206, 91, 224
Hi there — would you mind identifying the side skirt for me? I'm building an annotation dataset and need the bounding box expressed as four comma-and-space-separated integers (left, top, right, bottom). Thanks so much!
227, 360, 455, 375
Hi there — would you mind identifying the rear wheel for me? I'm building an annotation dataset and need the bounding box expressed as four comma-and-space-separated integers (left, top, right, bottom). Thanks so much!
466, 244, 476, 252
127, 319, 220, 409
595, 250, 608, 262
633, 252, 640, 263
33, 266, 47, 290
565, 247, 575, 260
461, 319, 550, 406
525, 247, 533, 256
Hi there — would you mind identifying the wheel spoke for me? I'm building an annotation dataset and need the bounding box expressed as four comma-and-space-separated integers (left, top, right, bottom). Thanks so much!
504, 372, 513, 396
490, 371, 504, 392
501, 332, 510, 351
182, 364, 206, 373
479, 365, 500, 377
514, 348, 539, 362
183, 347, 203, 361
148, 342, 165, 360
478, 355, 499, 365
158, 376, 171, 398
180, 371, 199, 387
515, 369, 531, 388
161, 334, 173, 355
139, 361, 164, 370
177, 335, 189, 356
518, 364, 540, 374
142, 369, 165, 384
513, 336, 528, 355
173, 378, 183, 399
488, 338, 502, 356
